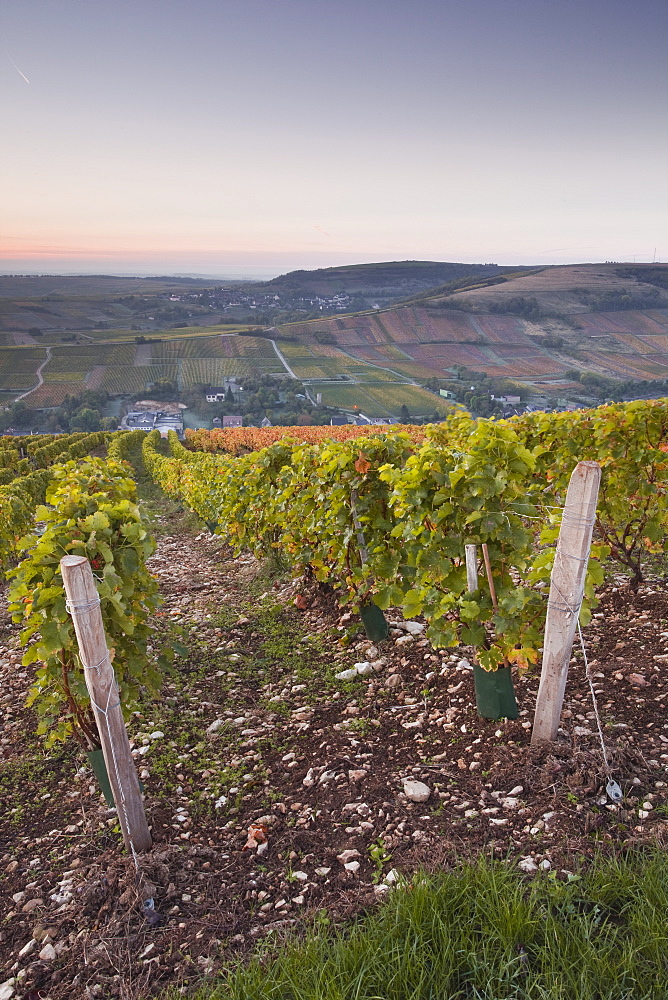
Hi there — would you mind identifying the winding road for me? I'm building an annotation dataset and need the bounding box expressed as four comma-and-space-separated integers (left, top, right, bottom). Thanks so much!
268, 331, 317, 405
15, 346, 52, 402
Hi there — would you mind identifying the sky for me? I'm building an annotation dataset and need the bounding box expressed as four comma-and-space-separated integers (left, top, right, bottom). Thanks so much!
1, 0, 666, 278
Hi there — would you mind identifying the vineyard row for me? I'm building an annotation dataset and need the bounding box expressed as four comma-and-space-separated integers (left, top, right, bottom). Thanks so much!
142, 399, 668, 670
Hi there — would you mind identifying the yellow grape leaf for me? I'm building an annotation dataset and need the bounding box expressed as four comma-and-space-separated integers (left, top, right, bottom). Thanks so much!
507, 647, 539, 673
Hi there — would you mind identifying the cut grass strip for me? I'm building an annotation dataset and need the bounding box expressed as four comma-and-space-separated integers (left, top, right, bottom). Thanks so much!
191, 852, 668, 1000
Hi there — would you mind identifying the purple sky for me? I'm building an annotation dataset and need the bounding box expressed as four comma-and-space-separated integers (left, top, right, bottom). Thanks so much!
1, 0, 666, 277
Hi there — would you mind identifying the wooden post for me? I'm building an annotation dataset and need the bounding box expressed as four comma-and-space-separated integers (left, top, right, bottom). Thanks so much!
531, 461, 601, 744
465, 544, 478, 594
480, 545, 495, 606
60, 555, 152, 854
465, 544, 479, 666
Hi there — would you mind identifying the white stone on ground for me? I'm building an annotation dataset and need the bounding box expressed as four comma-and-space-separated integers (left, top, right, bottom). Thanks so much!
402, 779, 431, 803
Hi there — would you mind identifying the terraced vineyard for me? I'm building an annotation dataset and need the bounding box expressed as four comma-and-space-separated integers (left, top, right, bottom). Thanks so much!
96, 365, 180, 394
0, 332, 289, 406
23, 381, 87, 406
279, 279, 668, 395
0, 347, 45, 393
0, 347, 46, 371
49, 344, 136, 366
180, 358, 253, 383
152, 335, 236, 360
0, 372, 40, 391
344, 367, 406, 382
42, 370, 88, 382
0, 327, 447, 415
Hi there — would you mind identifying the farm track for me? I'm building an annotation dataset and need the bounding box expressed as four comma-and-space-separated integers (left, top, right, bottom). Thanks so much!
14, 346, 52, 402
0, 504, 667, 998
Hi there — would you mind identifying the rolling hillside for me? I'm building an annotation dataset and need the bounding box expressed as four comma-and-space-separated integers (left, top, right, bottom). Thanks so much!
277, 263, 668, 397
1, 263, 668, 420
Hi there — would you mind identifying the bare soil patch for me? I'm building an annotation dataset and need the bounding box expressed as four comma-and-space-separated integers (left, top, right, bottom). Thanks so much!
1, 520, 667, 999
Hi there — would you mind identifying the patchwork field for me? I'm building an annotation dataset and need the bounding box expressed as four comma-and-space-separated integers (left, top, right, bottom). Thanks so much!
279, 302, 668, 390
576, 309, 668, 339
584, 352, 668, 379
444, 263, 668, 313
285, 306, 534, 349
4, 333, 289, 405
280, 308, 555, 384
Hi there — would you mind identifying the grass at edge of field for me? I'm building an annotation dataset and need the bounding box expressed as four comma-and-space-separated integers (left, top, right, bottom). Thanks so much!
186, 850, 668, 1000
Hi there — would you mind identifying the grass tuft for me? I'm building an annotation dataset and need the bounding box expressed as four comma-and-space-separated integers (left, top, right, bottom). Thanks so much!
188, 852, 668, 1000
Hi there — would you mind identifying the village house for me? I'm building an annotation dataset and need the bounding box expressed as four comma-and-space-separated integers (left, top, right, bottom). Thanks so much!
206, 380, 241, 403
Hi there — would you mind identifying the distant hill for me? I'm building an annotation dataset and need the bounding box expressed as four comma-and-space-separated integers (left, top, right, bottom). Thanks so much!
440, 263, 668, 315
258, 260, 510, 301
0, 275, 213, 299
0, 262, 529, 338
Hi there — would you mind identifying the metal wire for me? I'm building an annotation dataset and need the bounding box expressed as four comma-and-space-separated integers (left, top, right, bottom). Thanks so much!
81, 652, 110, 674
577, 619, 613, 780
65, 596, 101, 614
560, 512, 597, 529
547, 579, 584, 618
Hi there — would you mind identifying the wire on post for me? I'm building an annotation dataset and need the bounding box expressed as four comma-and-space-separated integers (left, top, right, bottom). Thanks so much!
65, 596, 101, 615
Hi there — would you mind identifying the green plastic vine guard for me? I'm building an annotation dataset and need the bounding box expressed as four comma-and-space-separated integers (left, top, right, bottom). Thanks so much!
86, 748, 114, 806
360, 602, 389, 642
472, 664, 518, 720
86, 748, 145, 806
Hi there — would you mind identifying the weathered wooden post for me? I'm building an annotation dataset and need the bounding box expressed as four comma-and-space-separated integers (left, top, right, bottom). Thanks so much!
465, 543, 479, 602
532, 461, 601, 743
60, 554, 152, 854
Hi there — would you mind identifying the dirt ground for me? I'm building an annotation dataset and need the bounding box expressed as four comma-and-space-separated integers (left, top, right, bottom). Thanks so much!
1, 516, 667, 1000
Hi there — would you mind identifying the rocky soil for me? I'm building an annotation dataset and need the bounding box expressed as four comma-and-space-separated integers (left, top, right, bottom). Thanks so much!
1, 517, 667, 1000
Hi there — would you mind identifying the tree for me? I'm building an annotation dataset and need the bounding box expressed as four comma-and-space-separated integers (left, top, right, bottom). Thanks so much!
399, 404, 410, 423
70, 407, 101, 432
149, 378, 177, 400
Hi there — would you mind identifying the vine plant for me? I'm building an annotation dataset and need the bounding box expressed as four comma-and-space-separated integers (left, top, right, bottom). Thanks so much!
142, 401, 666, 671
8, 457, 177, 749
512, 399, 668, 587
